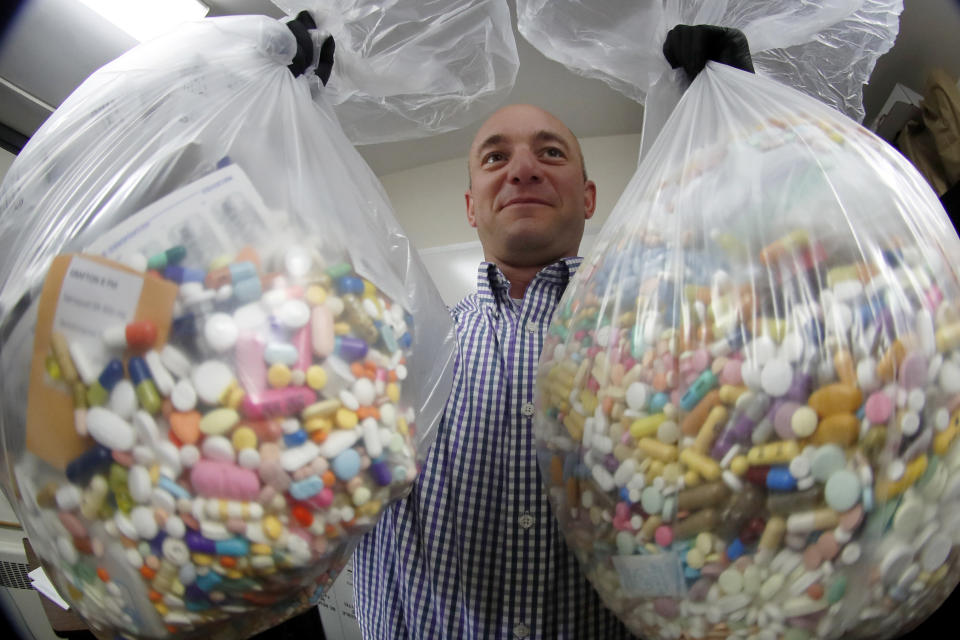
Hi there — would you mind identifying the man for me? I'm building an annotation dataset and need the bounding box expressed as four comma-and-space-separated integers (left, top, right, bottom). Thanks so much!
354, 104, 633, 639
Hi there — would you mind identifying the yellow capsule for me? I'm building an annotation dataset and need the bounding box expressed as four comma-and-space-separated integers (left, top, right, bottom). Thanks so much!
693, 406, 728, 455
250, 543, 273, 555
192, 553, 213, 566
306, 365, 327, 390
630, 413, 666, 440
680, 448, 722, 481
334, 322, 351, 336
302, 399, 341, 418
221, 381, 245, 409
45, 355, 62, 380
875, 455, 928, 501
170, 579, 185, 597
683, 470, 701, 488
386, 382, 400, 404
746, 440, 800, 466
267, 364, 292, 388
935, 323, 960, 353
638, 437, 678, 462
362, 280, 378, 300
226, 569, 243, 580
304, 416, 334, 434
154, 602, 169, 616
263, 515, 283, 540
397, 416, 409, 437
208, 254, 233, 270
718, 385, 748, 405
335, 408, 359, 430
563, 412, 585, 440
231, 426, 258, 451
50, 331, 79, 383
580, 390, 599, 415
730, 456, 749, 476
357, 500, 382, 518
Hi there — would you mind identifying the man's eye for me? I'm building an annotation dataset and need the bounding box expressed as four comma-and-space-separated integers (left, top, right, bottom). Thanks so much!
544, 147, 565, 158
482, 152, 506, 165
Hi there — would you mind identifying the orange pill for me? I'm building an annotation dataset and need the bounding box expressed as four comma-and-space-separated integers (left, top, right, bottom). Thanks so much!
170, 411, 201, 445
96, 567, 110, 582
310, 429, 328, 444
219, 556, 237, 568
125, 321, 158, 350
292, 505, 313, 527
351, 362, 366, 378
807, 583, 825, 600
322, 470, 336, 487
140, 565, 157, 580
148, 589, 163, 602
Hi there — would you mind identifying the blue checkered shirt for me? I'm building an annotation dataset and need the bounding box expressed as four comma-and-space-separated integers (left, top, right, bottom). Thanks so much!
354, 259, 633, 639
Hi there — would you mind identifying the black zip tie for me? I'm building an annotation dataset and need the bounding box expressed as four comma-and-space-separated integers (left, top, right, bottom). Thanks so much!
662, 24, 754, 82
286, 10, 335, 85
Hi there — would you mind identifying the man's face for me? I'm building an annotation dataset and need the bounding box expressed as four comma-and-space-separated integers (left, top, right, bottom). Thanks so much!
465, 105, 596, 269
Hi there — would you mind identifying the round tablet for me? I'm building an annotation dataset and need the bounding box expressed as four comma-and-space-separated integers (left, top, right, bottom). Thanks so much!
790, 406, 818, 438
856, 357, 879, 391
761, 358, 793, 397
171, 379, 198, 412
939, 361, 960, 394
879, 544, 913, 586
232, 302, 268, 332
718, 567, 744, 595
810, 445, 846, 482
751, 336, 777, 365
657, 420, 680, 445
788, 455, 811, 479
899, 411, 921, 437
864, 391, 893, 424
741, 360, 762, 390
284, 246, 312, 278
641, 486, 664, 515
779, 332, 805, 363
204, 313, 239, 352
277, 299, 311, 330
191, 360, 234, 405
824, 470, 860, 512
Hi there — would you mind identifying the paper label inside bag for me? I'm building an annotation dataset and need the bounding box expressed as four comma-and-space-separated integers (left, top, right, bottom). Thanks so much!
86, 162, 278, 264
612, 552, 686, 598
26, 255, 177, 470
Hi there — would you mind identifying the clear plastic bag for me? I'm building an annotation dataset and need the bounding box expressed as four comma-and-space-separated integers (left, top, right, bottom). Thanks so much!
516, 0, 902, 158
0, 11, 459, 639
276, 0, 519, 145
534, 62, 960, 640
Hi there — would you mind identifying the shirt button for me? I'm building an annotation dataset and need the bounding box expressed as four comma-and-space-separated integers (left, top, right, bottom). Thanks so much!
525, 320, 538, 333
521, 402, 535, 418
514, 623, 530, 638
518, 512, 534, 529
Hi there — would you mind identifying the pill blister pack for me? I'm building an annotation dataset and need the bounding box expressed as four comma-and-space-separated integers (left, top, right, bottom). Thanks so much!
534, 72, 960, 640
9, 161, 423, 637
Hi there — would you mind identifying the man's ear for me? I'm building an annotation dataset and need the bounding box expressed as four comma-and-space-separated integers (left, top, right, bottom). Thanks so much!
583, 180, 597, 220
465, 190, 478, 228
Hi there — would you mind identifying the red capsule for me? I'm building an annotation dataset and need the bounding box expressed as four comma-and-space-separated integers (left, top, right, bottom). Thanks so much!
745, 465, 770, 486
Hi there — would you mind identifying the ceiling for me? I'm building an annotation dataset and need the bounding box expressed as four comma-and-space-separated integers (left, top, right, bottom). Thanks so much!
0, 0, 645, 176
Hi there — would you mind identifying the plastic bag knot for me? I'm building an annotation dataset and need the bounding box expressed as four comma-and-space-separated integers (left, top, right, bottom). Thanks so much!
286, 10, 335, 85
662, 24, 754, 82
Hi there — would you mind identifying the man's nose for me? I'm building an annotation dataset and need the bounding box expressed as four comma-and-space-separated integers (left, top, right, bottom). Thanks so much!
508, 148, 541, 183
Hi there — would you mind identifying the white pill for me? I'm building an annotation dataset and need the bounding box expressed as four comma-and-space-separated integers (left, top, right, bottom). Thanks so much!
284, 246, 312, 278
109, 380, 138, 420
174, 446, 198, 471
940, 361, 960, 394
114, 510, 139, 540
131, 506, 158, 540
233, 302, 268, 332
171, 379, 198, 412
625, 382, 649, 411
281, 441, 321, 472
281, 418, 300, 434
132, 445, 155, 465
278, 300, 311, 330
201, 436, 235, 463
128, 465, 152, 503
155, 441, 182, 476
362, 298, 382, 320
760, 358, 792, 397
900, 411, 921, 437
353, 378, 376, 407
151, 488, 176, 513
201, 520, 229, 540
788, 455, 811, 479
68, 341, 100, 385
191, 360, 234, 405
916, 309, 936, 356
339, 390, 360, 411
741, 360, 762, 390
751, 336, 777, 365
56, 485, 82, 511
238, 448, 261, 469
827, 302, 853, 333
162, 537, 190, 566
779, 332, 805, 363
935, 408, 951, 432
362, 418, 383, 459
144, 350, 174, 396
318, 430, 360, 459
215, 285, 233, 302
204, 313, 239, 352
160, 344, 192, 379
379, 403, 397, 428
120, 252, 148, 272
87, 407, 136, 451
856, 357, 879, 392
396, 364, 408, 381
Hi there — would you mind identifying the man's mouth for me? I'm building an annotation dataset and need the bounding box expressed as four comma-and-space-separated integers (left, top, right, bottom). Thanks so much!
501, 197, 551, 209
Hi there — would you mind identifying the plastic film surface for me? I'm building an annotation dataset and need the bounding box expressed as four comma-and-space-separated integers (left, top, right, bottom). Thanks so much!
0, 14, 454, 639
534, 63, 960, 640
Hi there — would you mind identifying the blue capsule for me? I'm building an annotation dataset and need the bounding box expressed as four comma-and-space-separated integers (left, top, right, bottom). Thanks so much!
726, 537, 746, 561
128, 356, 152, 385
98, 359, 125, 390
766, 466, 798, 491
283, 429, 308, 447
337, 276, 364, 295
66, 445, 112, 485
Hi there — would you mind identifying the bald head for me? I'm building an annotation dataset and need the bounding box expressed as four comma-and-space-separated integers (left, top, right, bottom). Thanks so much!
468, 105, 587, 187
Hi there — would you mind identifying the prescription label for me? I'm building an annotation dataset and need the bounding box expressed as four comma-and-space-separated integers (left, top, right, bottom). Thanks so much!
26, 254, 178, 470
86, 162, 278, 265
612, 552, 687, 598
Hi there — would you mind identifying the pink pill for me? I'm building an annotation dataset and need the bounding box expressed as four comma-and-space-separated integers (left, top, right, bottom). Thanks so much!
898, 353, 928, 389
59, 511, 87, 538
654, 597, 679, 619
864, 391, 893, 424
306, 487, 334, 509
655, 525, 674, 548
190, 460, 260, 501
817, 531, 840, 560
691, 349, 710, 373
720, 359, 743, 386
803, 545, 823, 570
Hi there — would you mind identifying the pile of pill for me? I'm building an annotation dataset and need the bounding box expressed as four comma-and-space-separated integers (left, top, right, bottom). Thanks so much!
18, 241, 419, 636
536, 115, 960, 640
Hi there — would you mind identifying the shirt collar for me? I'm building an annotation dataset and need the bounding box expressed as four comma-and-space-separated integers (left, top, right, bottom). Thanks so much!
475, 257, 582, 306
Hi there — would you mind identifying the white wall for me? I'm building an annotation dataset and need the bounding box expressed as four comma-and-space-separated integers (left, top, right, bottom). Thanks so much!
0, 148, 14, 181
381, 134, 643, 304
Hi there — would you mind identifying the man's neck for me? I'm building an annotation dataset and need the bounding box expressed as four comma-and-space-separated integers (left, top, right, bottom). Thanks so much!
493, 261, 551, 300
